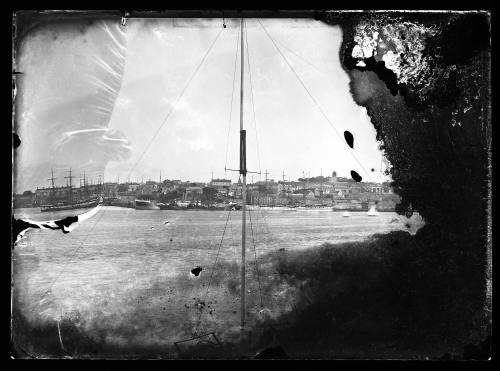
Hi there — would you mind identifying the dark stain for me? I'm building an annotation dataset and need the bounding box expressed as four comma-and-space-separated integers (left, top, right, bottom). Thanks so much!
313, 11, 325, 21
12, 218, 40, 245
463, 335, 491, 360
13, 133, 21, 148
190, 266, 202, 277
350, 170, 362, 182
53, 216, 79, 233
346, 55, 401, 96
344, 130, 354, 148
12, 215, 79, 246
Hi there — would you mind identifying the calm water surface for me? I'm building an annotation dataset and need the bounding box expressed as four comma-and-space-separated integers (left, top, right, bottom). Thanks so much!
13, 206, 424, 351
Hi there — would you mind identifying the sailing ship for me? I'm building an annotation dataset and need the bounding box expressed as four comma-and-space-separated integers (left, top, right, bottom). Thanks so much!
40, 168, 102, 212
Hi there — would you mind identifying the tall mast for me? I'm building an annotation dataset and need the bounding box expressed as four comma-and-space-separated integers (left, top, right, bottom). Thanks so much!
64, 168, 73, 205
47, 169, 56, 202
239, 17, 247, 333
83, 171, 87, 199
320, 168, 323, 205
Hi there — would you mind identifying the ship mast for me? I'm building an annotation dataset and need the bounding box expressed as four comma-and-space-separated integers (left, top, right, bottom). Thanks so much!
64, 168, 73, 205
239, 17, 247, 335
47, 169, 56, 203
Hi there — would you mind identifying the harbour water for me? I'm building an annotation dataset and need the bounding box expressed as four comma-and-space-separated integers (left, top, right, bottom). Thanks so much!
13, 206, 424, 354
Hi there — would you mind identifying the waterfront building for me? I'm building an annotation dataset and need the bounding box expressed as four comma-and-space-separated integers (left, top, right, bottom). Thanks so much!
209, 178, 231, 196
184, 186, 203, 201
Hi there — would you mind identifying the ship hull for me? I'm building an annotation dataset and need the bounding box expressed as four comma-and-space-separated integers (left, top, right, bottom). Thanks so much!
134, 200, 160, 210
40, 199, 100, 212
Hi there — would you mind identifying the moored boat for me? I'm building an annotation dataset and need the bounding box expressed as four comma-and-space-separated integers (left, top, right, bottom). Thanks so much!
40, 198, 101, 212
135, 199, 160, 210
367, 205, 379, 216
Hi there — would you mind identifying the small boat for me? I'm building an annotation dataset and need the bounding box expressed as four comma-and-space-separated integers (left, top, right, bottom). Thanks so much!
134, 199, 159, 210
367, 205, 379, 216
225, 202, 241, 211
342, 211, 351, 217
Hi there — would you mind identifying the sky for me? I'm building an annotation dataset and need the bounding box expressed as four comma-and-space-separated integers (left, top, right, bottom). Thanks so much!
14, 18, 389, 192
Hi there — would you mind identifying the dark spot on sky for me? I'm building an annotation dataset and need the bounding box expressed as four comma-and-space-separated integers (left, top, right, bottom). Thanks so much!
344, 130, 354, 148
13, 133, 21, 149
191, 266, 202, 277
371, 168, 375, 172
351, 170, 362, 182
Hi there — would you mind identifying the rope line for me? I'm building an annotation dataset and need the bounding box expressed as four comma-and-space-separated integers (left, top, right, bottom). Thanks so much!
224, 30, 241, 173
248, 208, 264, 308
244, 20, 262, 174
41, 208, 107, 302
257, 19, 375, 183
196, 208, 232, 332
276, 39, 326, 75
228, 207, 235, 246
126, 27, 224, 181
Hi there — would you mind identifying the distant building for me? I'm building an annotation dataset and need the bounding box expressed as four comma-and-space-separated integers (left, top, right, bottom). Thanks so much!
229, 181, 243, 198
160, 180, 182, 193
184, 186, 203, 201
103, 182, 119, 198
210, 179, 231, 196
278, 181, 301, 195
210, 179, 231, 187
13, 191, 35, 208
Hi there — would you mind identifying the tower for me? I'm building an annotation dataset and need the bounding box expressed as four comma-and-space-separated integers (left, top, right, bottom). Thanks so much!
330, 171, 337, 184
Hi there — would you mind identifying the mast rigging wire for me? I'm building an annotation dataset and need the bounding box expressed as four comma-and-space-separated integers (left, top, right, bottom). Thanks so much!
248, 208, 264, 308
244, 20, 262, 175
257, 19, 375, 183
195, 208, 232, 334
125, 27, 224, 182
32, 209, 107, 315
224, 29, 241, 175
275, 39, 326, 75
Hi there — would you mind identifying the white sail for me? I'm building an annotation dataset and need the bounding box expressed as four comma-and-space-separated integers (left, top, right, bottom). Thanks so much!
367, 205, 379, 216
